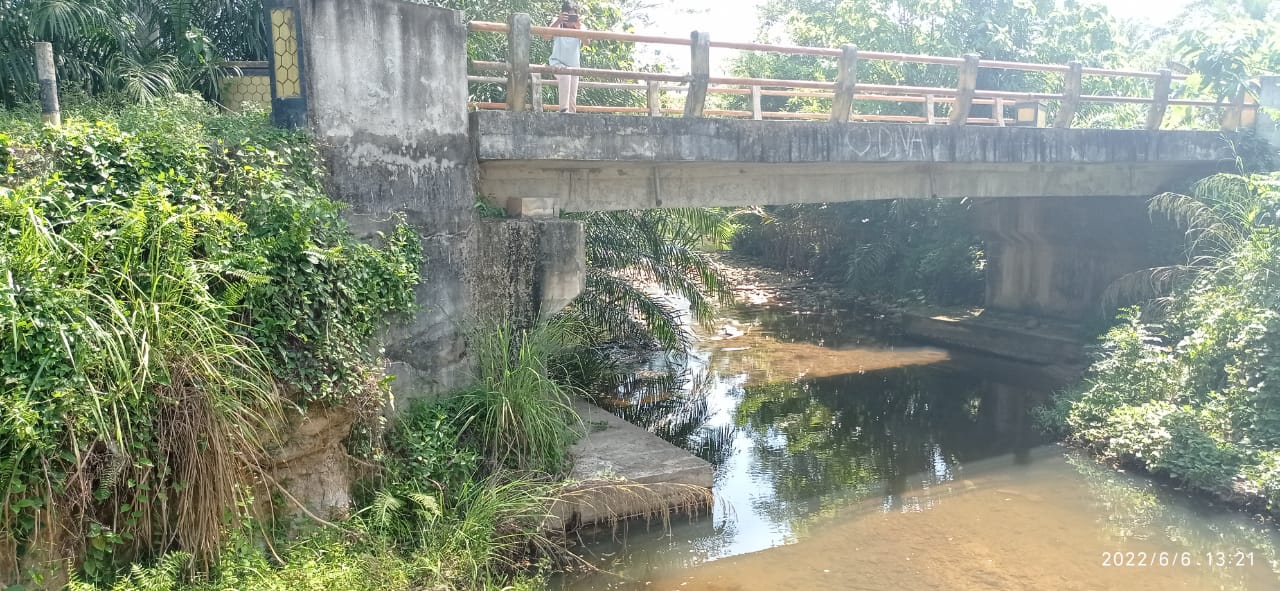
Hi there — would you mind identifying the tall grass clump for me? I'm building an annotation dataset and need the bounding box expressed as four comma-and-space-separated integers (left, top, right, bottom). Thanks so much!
456, 321, 586, 474
1, 96, 419, 585
1, 168, 281, 578
342, 321, 592, 590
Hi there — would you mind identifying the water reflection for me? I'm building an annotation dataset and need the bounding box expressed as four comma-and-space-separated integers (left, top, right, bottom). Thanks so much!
562, 306, 1280, 590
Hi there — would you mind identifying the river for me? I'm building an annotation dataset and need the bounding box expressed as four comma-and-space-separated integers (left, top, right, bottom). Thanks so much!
556, 302, 1280, 590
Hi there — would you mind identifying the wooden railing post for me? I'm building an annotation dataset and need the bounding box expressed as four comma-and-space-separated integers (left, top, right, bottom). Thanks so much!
1054, 60, 1082, 128
751, 85, 763, 120
647, 80, 661, 116
925, 94, 937, 124
507, 12, 531, 111
1145, 68, 1172, 130
530, 73, 544, 112
685, 31, 710, 117
34, 42, 61, 126
949, 54, 979, 125
830, 44, 858, 123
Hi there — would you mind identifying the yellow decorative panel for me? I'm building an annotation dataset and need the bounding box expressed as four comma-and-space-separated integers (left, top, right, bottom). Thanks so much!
221, 76, 271, 112
271, 8, 301, 98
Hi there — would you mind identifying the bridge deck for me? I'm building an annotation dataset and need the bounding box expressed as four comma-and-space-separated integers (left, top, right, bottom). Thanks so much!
472, 111, 1238, 211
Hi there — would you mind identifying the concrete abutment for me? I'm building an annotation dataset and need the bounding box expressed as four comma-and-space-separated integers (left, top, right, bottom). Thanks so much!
288, 0, 697, 524
904, 195, 1167, 365
978, 196, 1160, 322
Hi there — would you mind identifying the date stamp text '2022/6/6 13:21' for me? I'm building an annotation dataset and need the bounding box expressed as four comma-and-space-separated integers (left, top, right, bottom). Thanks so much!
1101, 551, 1256, 568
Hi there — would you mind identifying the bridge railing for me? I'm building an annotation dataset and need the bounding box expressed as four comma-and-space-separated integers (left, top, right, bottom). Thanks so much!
466, 15, 1258, 130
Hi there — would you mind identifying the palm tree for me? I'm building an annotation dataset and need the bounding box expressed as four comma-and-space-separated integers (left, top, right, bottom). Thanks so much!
1103, 173, 1280, 312
560, 208, 737, 351
0, 0, 267, 106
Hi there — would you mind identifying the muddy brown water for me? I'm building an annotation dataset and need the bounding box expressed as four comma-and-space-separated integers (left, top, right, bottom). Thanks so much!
556, 304, 1280, 590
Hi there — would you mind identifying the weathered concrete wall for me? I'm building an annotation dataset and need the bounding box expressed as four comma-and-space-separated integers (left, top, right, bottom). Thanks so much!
468, 219, 586, 331
299, 0, 474, 396
473, 111, 1238, 211
976, 196, 1160, 321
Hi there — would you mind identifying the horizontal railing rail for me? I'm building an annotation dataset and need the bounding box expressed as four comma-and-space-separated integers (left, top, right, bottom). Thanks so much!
467, 16, 1257, 129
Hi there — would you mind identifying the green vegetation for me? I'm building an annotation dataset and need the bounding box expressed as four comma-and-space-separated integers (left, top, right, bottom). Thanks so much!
565, 208, 736, 351
0, 98, 582, 590
1044, 173, 1280, 508
1, 1, 267, 105
455, 321, 584, 473
1169, 0, 1280, 108
732, 200, 984, 306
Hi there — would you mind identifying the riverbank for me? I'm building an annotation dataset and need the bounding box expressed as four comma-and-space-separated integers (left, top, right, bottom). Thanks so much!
559, 255, 1280, 590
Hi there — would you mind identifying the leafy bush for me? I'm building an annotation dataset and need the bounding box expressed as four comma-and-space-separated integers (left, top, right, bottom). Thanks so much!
1052, 173, 1280, 507
564, 208, 736, 351
383, 402, 482, 497
1, 96, 418, 583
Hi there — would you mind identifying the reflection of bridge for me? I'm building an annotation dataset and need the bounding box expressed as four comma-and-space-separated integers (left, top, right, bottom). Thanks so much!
265, 0, 1280, 393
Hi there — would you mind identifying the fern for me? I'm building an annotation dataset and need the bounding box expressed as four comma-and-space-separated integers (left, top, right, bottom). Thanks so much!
371, 490, 403, 528
406, 492, 441, 520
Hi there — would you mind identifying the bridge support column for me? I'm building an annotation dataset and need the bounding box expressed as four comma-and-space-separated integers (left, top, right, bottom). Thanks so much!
975, 196, 1160, 322
298, 0, 478, 397
468, 218, 585, 334
902, 196, 1165, 365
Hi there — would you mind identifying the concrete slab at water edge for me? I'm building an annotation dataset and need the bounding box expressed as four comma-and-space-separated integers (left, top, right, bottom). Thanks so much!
547, 400, 714, 529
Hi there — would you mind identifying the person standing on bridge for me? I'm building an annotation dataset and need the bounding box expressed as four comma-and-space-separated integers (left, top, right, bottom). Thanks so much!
548, 2, 588, 113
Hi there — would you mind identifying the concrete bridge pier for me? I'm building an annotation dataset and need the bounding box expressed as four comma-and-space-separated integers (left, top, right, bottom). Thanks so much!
467, 215, 585, 336
296, 0, 584, 398
976, 196, 1159, 321
904, 196, 1163, 365
468, 198, 584, 336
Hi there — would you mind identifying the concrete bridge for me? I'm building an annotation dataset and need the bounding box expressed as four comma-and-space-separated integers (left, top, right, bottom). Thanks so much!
266, 0, 1280, 393
473, 111, 1236, 212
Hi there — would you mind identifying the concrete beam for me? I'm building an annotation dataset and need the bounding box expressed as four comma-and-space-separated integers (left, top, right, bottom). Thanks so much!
479, 160, 1218, 211
472, 112, 1239, 211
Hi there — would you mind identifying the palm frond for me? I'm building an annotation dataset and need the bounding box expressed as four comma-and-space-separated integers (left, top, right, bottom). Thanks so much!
567, 207, 735, 351
1101, 265, 1197, 313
